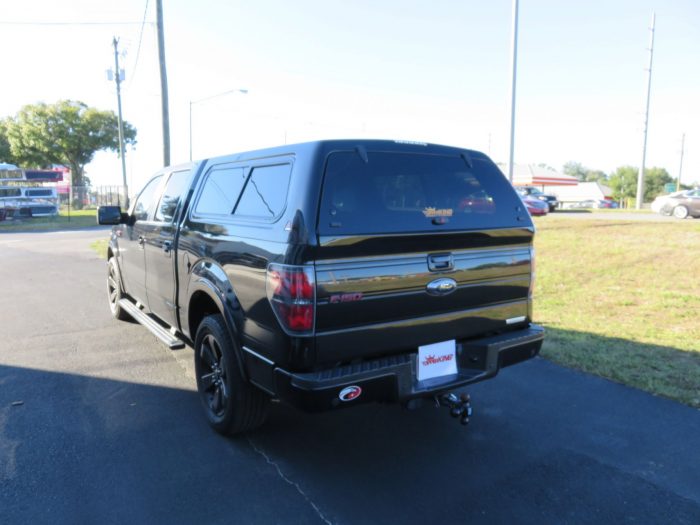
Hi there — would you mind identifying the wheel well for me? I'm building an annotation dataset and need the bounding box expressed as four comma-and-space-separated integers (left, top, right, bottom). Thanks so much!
188, 291, 221, 339
107, 247, 114, 260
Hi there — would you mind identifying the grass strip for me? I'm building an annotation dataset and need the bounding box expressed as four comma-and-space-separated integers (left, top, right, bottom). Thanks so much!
534, 216, 700, 407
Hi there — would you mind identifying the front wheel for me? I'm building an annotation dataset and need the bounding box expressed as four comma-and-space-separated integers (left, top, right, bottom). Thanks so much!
107, 258, 131, 321
194, 314, 270, 435
673, 206, 689, 219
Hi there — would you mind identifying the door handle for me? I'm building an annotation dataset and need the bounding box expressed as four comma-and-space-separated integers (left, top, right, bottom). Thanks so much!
162, 240, 173, 253
428, 253, 454, 272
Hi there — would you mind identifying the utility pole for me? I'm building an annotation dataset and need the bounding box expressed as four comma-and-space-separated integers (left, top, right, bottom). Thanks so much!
636, 12, 655, 209
677, 132, 685, 192
113, 37, 129, 208
156, 0, 171, 167
506, 0, 519, 183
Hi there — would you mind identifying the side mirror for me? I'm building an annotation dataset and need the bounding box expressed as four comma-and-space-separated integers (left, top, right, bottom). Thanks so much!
97, 206, 125, 225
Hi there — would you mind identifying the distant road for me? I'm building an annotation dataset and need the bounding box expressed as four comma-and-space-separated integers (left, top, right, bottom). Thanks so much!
547, 211, 684, 221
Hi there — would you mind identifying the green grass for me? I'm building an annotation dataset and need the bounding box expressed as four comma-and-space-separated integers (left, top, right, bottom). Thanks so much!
534, 216, 700, 407
90, 238, 109, 259
0, 208, 99, 231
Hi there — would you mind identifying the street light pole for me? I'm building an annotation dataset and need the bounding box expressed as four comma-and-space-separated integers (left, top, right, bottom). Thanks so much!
506, 0, 519, 183
188, 88, 248, 161
156, 0, 171, 167
636, 12, 655, 209
676, 132, 685, 192
189, 100, 193, 162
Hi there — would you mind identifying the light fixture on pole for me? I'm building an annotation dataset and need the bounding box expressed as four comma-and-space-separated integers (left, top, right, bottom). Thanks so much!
189, 88, 249, 161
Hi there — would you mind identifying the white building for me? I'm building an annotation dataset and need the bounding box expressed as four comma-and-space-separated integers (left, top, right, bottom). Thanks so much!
545, 181, 613, 204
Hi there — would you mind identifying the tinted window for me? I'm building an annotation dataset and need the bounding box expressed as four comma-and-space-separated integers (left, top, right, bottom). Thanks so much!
26, 189, 53, 197
234, 164, 291, 219
195, 167, 246, 216
319, 152, 523, 234
133, 175, 164, 221
155, 170, 191, 222
0, 188, 22, 198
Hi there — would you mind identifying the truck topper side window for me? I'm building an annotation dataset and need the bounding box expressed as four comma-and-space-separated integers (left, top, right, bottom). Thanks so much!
194, 166, 247, 216
233, 164, 292, 219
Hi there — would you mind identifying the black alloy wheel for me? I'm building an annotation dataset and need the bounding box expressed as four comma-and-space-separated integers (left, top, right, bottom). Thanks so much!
107, 258, 130, 321
197, 333, 229, 420
194, 314, 270, 435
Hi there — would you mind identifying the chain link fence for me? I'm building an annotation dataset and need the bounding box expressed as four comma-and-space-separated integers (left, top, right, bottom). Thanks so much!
1, 185, 128, 221
59, 185, 128, 210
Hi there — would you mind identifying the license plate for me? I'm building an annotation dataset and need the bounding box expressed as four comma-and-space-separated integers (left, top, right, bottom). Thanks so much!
417, 340, 457, 381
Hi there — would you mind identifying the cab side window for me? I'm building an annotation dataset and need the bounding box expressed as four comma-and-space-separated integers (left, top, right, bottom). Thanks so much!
133, 175, 164, 221
155, 170, 191, 222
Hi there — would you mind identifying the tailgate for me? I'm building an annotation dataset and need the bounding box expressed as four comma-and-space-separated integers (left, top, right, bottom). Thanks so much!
313, 229, 533, 363
312, 146, 534, 364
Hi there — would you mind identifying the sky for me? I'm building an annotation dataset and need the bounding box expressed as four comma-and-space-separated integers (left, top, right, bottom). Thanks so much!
1, 0, 698, 192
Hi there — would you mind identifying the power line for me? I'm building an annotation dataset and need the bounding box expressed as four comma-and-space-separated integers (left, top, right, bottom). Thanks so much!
127, 0, 150, 89
0, 20, 148, 26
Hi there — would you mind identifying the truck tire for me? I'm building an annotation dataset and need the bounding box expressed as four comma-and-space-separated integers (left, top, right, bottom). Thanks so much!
107, 257, 131, 321
194, 314, 270, 435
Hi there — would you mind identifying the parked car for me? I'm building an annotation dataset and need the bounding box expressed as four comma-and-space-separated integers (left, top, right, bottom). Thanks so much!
97, 140, 543, 435
520, 194, 548, 216
515, 186, 558, 212
652, 189, 700, 218
568, 199, 615, 209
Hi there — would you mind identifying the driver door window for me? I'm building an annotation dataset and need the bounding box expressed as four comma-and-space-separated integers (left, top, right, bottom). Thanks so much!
133, 175, 164, 221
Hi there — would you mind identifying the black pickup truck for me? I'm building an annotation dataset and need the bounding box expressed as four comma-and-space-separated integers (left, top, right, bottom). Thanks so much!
98, 140, 544, 435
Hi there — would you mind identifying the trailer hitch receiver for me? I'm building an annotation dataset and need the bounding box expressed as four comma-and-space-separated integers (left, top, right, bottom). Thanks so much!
437, 393, 472, 425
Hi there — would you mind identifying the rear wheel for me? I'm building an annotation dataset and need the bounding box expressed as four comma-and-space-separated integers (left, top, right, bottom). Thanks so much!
673, 205, 689, 219
194, 314, 270, 435
107, 258, 130, 321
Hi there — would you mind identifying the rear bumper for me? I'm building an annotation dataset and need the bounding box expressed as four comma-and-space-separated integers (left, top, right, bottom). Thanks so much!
271, 324, 544, 412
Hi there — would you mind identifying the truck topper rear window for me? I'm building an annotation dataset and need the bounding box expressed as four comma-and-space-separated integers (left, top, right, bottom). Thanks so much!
318, 151, 524, 234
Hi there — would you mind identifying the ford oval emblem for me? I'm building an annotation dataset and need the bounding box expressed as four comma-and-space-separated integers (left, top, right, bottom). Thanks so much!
426, 278, 457, 296
339, 385, 362, 402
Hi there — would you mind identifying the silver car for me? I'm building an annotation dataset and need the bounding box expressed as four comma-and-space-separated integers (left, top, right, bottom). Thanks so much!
652, 189, 700, 219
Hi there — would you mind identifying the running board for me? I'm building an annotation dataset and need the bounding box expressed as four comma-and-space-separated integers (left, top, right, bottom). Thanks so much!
118, 299, 185, 349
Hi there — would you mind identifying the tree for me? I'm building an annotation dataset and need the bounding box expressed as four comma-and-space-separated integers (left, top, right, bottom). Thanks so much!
643, 167, 673, 201
608, 166, 638, 202
563, 161, 608, 183
4, 100, 136, 187
563, 161, 587, 181
608, 166, 672, 203
0, 119, 16, 164
585, 170, 608, 183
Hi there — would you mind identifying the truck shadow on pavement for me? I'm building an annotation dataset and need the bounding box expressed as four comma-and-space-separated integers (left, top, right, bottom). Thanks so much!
2, 361, 699, 524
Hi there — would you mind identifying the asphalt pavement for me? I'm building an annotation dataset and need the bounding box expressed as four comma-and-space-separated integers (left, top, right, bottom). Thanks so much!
1, 228, 699, 524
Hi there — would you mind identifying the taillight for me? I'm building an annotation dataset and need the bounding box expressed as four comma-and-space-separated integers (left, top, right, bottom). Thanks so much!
266, 263, 315, 335
529, 246, 536, 297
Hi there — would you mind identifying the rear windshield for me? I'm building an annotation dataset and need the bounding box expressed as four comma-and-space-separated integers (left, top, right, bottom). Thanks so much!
318, 151, 524, 235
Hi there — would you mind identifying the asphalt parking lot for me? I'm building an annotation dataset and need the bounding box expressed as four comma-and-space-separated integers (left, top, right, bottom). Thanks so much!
1, 228, 699, 524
